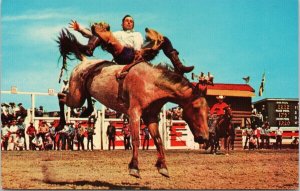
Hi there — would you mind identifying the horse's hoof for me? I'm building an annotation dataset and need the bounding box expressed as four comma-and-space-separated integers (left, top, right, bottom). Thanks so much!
158, 168, 170, 178
129, 169, 141, 178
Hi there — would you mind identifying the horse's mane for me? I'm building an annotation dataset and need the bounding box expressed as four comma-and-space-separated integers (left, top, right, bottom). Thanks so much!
152, 62, 192, 88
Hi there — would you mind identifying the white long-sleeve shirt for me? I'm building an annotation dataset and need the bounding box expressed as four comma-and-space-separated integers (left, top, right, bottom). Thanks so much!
113, 30, 143, 51
78, 25, 144, 51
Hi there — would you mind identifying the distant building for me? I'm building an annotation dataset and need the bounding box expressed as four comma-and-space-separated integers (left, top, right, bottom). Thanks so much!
194, 83, 256, 128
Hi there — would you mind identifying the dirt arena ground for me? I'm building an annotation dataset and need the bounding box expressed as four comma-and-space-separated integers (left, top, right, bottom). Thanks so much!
1, 149, 299, 190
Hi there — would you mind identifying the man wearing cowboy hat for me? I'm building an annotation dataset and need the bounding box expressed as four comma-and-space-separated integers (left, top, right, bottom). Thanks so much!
210, 95, 229, 131
210, 95, 229, 116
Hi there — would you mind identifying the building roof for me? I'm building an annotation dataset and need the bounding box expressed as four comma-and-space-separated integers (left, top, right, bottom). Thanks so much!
192, 82, 255, 97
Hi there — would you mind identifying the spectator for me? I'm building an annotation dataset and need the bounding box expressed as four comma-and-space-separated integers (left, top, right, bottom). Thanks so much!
107, 121, 116, 150
77, 123, 86, 151
32, 133, 44, 150
17, 117, 26, 150
16, 103, 27, 119
80, 106, 87, 116
87, 121, 95, 151
14, 132, 25, 151
259, 124, 266, 149
122, 120, 131, 150
142, 126, 150, 150
1, 121, 10, 150
257, 112, 264, 127
8, 119, 19, 150
59, 124, 69, 150
68, 123, 75, 150
38, 121, 49, 145
44, 133, 54, 150
244, 125, 253, 149
261, 104, 268, 120
35, 106, 44, 117
275, 126, 283, 150
26, 122, 37, 150
264, 122, 271, 149
49, 122, 56, 149
8, 102, 16, 119
251, 104, 258, 129
71, 108, 81, 118
1, 103, 10, 124
253, 125, 260, 149
290, 137, 299, 149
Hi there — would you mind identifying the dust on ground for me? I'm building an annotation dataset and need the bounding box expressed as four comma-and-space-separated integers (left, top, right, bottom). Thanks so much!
1, 149, 298, 190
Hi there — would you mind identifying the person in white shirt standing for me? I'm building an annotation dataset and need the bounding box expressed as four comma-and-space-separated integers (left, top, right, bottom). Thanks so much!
8, 119, 19, 150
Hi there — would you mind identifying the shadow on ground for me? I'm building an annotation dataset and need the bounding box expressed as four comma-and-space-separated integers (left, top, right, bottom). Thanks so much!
43, 179, 151, 190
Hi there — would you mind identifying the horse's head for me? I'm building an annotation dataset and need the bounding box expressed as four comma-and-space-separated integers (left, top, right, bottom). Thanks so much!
182, 96, 209, 144
224, 105, 233, 120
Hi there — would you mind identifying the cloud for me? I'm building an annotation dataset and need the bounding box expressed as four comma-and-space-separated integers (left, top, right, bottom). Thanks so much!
2, 8, 74, 22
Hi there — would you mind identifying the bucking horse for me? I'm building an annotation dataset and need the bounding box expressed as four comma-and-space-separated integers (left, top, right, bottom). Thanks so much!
56, 29, 209, 178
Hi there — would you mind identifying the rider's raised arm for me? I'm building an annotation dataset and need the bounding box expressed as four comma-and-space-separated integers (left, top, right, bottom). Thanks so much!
69, 20, 93, 38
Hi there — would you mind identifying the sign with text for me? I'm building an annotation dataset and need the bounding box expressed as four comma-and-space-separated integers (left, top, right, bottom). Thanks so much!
274, 101, 298, 127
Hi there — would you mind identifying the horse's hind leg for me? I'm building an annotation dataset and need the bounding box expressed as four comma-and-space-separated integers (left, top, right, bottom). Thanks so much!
57, 93, 67, 131
127, 108, 142, 178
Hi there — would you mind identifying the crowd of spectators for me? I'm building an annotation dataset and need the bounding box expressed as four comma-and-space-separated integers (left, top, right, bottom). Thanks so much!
1, 116, 97, 151
166, 107, 183, 120
243, 105, 298, 150
2, 102, 298, 151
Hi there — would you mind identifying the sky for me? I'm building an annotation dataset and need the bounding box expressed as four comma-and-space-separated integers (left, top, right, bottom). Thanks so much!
1, 0, 299, 111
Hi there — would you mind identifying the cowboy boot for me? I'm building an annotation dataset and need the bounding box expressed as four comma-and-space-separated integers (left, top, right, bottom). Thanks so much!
168, 51, 194, 75
93, 23, 123, 56
85, 35, 101, 56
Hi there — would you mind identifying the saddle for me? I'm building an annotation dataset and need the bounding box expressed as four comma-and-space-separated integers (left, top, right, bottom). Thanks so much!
115, 55, 145, 104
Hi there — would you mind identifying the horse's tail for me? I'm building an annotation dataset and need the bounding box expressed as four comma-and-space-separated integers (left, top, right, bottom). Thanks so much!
56, 28, 87, 83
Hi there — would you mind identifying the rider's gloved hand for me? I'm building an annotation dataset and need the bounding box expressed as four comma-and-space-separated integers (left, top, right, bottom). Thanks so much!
69, 20, 80, 31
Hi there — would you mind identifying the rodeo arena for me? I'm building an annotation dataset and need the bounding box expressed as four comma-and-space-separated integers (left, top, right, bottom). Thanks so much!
1, 86, 299, 152
1, 21, 299, 190
1, 82, 299, 189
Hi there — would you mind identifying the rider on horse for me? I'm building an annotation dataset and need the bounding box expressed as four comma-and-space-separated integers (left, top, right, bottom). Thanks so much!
210, 95, 229, 129
68, 15, 194, 75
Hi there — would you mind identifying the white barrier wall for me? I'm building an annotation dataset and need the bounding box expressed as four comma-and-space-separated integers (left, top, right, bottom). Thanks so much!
21, 106, 201, 150
164, 120, 199, 150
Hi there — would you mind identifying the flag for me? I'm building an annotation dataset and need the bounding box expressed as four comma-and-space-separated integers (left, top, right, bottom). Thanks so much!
258, 72, 265, 96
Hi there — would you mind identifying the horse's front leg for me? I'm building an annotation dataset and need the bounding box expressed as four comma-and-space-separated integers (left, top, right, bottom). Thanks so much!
128, 111, 142, 178
225, 136, 230, 155
147, 121, 169, 177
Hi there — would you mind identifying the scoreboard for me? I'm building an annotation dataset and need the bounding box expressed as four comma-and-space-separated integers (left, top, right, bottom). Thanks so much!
254, 99, 299, 127
274, 101, 298, 127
